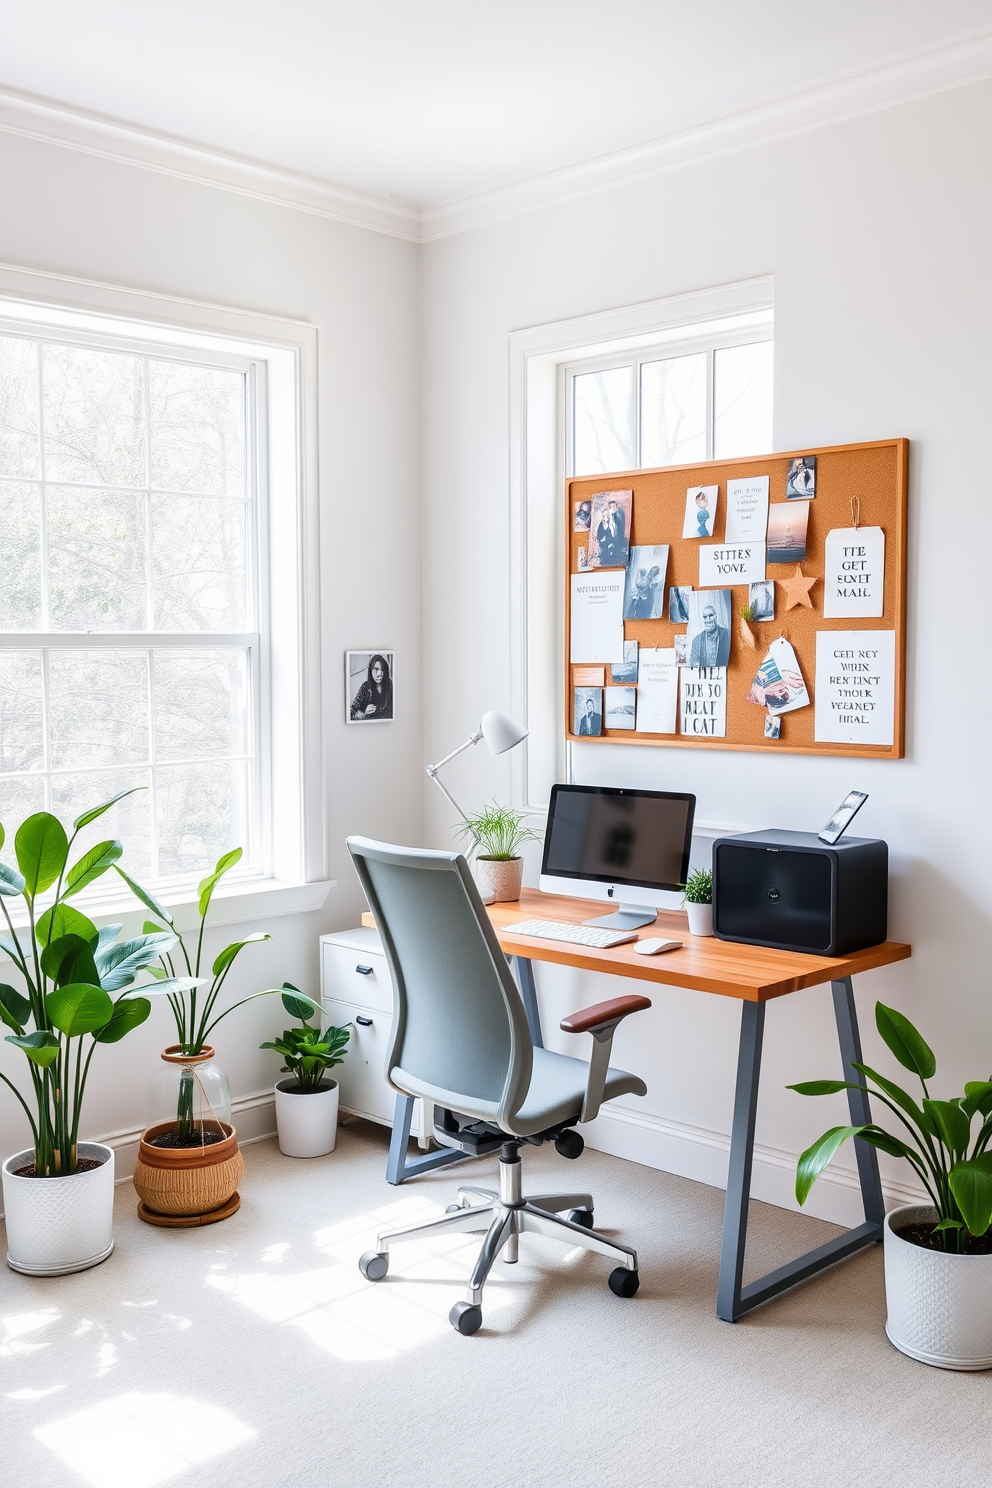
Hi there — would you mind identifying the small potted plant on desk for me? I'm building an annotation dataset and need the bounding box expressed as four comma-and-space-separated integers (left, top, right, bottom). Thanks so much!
791, 1000, 992, 1370
682, 867, 713, 937
457, 800, 541, 903
263, 986, 351, 1158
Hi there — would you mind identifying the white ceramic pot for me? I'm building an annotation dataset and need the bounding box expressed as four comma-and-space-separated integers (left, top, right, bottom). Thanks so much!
2, 1142, 115, 1276
884, 1203, 992, 1369
274, 1079, 340, 1158
685, 901, 713, 936
476, 856, 524, 903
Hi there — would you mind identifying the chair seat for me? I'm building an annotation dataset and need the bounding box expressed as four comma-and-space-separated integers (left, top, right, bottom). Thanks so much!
512, 1047, 646, 1136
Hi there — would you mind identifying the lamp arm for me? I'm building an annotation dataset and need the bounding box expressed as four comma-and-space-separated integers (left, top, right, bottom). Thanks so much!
425, 730, 483, 777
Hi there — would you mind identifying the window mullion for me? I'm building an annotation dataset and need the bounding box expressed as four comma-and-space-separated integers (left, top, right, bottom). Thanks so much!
36, 338, 49, 630
706, 348, 715, 460
147, 647, 159, 880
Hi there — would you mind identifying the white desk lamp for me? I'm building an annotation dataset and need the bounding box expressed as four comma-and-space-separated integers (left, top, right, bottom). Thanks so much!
425, 710, 529, 845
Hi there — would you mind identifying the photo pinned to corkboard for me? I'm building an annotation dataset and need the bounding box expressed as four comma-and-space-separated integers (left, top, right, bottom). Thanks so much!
565, 439, 908, 759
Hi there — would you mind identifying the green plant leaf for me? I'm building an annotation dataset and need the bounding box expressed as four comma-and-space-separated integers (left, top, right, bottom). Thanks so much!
851, 1062, 935, 1136
45, 982, 114, 1038
0, 982, 32, 1032
73, 787, 145, 831
280, 981, 317, 1022
923, 1098, 971, 1156
949, 1154, 992, 1238
797, 1124, 868, 1205
36, 901, 99, 948
0, 931, 25, 962
854, 1127, 913, 1159
93, 995, 151, 1043
96, 923, 124, 950
198, 848, 243, 917
0, 860, 26, 897
5, 1029, 59, 1067
114, 866, 174, 927
64, 839, 123, 898
136, 975, 207, 997
787, 1080, 851, 1096
15, 812, 69, 899
95, 931, 177, 992
875, 1001, 936, 1081
40, 934, 101, 989
962, 1082, 992, 1120
212, 932, 270, 979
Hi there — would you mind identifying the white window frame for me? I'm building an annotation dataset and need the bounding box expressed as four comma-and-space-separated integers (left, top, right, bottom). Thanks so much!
507, 278, 774, 813
0, 264, 329, 928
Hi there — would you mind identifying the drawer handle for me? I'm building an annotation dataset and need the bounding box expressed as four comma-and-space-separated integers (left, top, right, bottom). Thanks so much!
355, 964, 374, 975
355, 1015, 373, 1027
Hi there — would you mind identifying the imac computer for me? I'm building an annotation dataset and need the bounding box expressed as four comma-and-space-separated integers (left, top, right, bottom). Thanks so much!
539, 783, 695, 930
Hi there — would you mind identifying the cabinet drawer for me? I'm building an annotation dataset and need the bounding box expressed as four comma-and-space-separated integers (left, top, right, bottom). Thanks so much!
324, 997, 420, 1135
321, 941, 392, 1014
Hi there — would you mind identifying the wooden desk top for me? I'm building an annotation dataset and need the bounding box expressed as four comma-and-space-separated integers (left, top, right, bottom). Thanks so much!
485, 889, 911, 1003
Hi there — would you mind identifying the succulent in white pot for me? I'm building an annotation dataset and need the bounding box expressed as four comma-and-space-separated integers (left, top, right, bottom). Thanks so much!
456, 801, 542, 904
682, 867, 713, 937
791, 1000, 992, 1369
262, 985, 351, 1158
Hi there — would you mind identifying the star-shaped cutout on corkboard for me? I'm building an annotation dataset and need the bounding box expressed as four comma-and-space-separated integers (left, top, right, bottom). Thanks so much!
779, 565, 817, 610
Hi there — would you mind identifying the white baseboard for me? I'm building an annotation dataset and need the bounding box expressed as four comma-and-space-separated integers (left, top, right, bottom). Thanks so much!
584, 1103, 926, 1227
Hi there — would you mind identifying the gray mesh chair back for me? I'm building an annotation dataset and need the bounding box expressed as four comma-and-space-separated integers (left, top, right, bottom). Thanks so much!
346, 837, 533, 1125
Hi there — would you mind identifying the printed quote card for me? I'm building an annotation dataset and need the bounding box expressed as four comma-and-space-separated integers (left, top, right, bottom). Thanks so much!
635, 648, 678, 734
679, 666, 727, 737
724, 477, 769, 543
697, 543, 766, 587
814, 631, 896, 745
822, 527, 885, 618
569, 571, 625, 663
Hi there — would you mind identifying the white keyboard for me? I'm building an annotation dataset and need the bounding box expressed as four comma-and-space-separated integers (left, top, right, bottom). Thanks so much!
504, 919, 638, 949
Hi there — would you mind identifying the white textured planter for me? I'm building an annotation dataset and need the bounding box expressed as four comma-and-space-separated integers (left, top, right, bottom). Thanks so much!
2, 1142, 115, 1276
685, 901, 713, 936
885, 1204, 992, 1370
476, 857, 524, 902
275, 1079, 340, 1158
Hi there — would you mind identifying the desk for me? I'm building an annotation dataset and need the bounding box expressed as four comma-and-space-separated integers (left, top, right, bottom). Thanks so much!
376, 889, 911, 1322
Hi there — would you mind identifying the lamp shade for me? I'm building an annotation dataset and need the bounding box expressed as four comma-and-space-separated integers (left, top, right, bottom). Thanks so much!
479, 710, 528, 756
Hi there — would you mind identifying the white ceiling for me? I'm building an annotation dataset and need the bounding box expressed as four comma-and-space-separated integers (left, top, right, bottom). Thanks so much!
1, 1, 990, 207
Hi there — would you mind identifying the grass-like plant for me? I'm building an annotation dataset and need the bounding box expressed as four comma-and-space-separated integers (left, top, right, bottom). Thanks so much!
261, 985, 350, 1092
456, 801, 542, 860
681, 867, 713, 905
790, 1000, 992, 1253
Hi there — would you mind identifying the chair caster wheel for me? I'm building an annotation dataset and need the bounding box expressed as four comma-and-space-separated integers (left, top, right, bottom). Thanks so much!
449, 1301, 483, 1335
555, 1130, 584, 1160
567, 1208, 594, 1228
359, 1251, 389, 1281
609, 1266, 639, 1298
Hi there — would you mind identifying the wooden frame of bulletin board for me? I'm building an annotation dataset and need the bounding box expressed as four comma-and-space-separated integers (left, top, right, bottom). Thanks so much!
565, 438, 908, 759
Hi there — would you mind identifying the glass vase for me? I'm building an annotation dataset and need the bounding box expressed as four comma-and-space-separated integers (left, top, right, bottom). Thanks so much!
147, 1046, 232, 1146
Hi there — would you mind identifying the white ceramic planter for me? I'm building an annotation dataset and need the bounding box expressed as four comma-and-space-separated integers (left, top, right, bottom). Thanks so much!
275, 1079, 340, 1158
476, 857, 524, 903
685, 901, 713, 936
2, 1142, 115, 1276
884, 1203, 992, 1369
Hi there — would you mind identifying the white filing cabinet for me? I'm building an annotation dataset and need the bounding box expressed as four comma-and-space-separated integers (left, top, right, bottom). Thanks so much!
319, 927, 427, 1143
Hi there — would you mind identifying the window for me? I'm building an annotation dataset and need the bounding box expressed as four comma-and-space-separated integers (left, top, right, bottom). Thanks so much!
568, 337, 773, 477
0, 327, 262, 885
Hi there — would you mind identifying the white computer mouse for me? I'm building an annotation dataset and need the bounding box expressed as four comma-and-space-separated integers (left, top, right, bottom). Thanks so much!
634, 937, 683, 955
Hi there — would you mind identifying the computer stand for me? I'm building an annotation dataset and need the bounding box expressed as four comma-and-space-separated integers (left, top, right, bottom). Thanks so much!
583, 905, 658, 931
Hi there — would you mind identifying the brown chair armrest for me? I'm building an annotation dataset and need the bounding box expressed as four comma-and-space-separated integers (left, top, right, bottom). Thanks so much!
560, 994, 651, 1034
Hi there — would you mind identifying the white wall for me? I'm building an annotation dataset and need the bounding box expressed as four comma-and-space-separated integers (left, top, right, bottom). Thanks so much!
0, 130, 423, 1170
421, 78, 992, 1222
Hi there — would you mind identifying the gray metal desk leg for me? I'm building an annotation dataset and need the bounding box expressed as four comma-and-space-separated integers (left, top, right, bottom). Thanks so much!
716, 977, 884, 1322
514, 956, 544, 1048
386, 1094, 468, 1186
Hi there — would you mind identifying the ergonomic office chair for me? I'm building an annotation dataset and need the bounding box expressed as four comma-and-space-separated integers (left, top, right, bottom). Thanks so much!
346, 835, 652, 1335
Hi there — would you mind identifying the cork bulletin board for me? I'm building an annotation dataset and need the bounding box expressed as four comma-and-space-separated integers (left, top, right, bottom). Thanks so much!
565, 438, 908, 759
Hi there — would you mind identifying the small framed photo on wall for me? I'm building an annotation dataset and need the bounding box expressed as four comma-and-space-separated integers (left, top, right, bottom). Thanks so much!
346, 650, 394, 722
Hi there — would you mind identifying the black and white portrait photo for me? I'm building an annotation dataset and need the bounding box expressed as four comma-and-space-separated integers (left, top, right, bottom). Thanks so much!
786, 455, 817, 499
668, 585, 691, 623
574, 499, 592, 531
686, 590, 732, 670
587, 489, 632, 569
749, 580, 775, 621
574, 687, 603, 736
346, 651, 394, 722
623, 545, 669, 620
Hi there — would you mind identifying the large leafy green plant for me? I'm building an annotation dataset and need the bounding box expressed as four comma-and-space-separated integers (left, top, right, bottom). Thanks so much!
0, 794, 186, 1176
790, 1000, 992, 1253
261, 985, 350, 1093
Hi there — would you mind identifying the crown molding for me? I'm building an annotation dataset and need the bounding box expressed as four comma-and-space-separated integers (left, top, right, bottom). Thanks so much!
0, 85, 420, 242
421, 26, 992, 241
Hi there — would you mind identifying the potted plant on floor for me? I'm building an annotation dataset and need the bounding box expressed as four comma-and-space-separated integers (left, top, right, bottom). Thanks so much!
456, 800, 541, 903
790, 1000, 992, 1370
682, 867, 713, 937
0, 795, 182, 1274
262, 985, 351, 1158
123, 849, 322, 1226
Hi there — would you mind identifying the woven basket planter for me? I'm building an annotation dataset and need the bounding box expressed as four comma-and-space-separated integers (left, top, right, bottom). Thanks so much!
133, 1121, 243, 1225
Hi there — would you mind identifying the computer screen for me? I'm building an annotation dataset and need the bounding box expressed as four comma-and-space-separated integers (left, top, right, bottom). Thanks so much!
541, 784, 695, 893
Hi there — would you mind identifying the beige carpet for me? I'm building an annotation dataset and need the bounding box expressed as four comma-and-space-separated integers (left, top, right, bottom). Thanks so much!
2, 1124, 988, 1488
